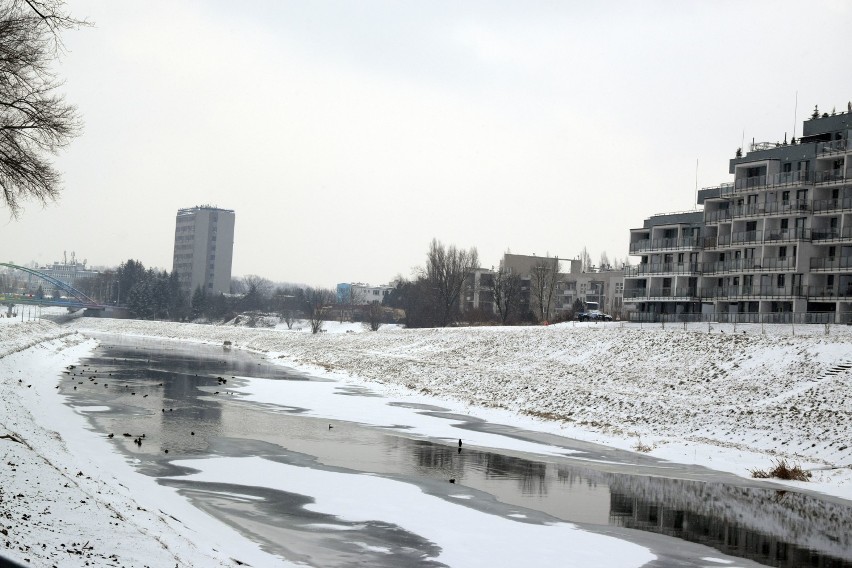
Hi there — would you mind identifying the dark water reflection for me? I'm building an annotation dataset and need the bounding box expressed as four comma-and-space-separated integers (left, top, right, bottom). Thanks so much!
65, 335, 852, 568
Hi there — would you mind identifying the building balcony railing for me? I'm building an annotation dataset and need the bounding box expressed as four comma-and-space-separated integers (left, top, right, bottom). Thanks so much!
814, 168, 849, 184
817, 139, 848, 155
808, 287, 852, 299
731, 170, 814, 192
713, 228, 811, 246
702, 235, 732, 249
646, 287, 698, 300
813, 196, 852, 213
730, 199, 810, 219
702, 257, 797, 274
704, 209, 731, 224
623, 289, 650, 299
811, 227, 852, 242
628, 284, 852, 303
628, 236, 702, 253
627, 311, 842, 324
763, 227, 812, 243
700, 285, 806, 299
625, 263, 700, 277
810, 256, 852, 272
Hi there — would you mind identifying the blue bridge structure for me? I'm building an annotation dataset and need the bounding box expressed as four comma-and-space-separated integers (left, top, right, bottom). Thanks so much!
0, 262, 106, 315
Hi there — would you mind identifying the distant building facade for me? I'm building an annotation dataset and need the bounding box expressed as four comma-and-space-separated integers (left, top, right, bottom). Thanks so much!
626, 106, 852, 323
37, 253, 99, 289
172, 206, 235, 296
461, 253, 624, 320
336, 282, 394, 305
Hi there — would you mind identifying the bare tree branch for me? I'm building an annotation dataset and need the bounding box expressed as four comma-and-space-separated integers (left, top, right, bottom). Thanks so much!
0, 0, 85, 217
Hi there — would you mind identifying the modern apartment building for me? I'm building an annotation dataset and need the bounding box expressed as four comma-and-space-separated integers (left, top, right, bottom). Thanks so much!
172, 206, 235, 296
626, 106, 852, 323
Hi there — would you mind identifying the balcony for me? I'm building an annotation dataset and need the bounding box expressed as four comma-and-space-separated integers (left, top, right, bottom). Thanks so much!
702, 235, 733, 249
646, 287, 699, 300
730, 199, 810, 219
702, 257, 797, 274
812, 227, 852, 242
623, 289, 649, 299
628, 236, 702, 254
817, 139, 848, 155
810, 256, 852, 272
700, 285, 806, 299
625, 263, 700, 277
808, 287, 852, 299
813, 196, 852, 213
763, 227, 811, 243
814, 168, 849, 185
732, 170, 814, 192
731, 230, 763, 245
718, 227, 810, 247
704, 209, 731, 224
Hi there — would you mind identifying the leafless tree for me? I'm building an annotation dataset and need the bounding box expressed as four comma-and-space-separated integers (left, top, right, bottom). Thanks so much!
1, 0, 86, 217
271, 287, 298, 329
239, 274, 272, 311
490, 265, 522, 324
303, 287, 334, 334
364, 301, 383, 331
599, 251, 610, 270
579, 247, 592, 272
425, 238, 479, 327
530, 257, 560, 322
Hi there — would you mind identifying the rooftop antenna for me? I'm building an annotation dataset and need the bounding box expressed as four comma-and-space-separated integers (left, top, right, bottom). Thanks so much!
792, 91, 798, 140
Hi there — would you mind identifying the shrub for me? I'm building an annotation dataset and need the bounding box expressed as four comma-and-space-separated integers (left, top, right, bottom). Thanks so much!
750, 459, 811, 481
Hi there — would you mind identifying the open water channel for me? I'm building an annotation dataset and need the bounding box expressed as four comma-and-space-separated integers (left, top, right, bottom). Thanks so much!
59, 334, 852, 567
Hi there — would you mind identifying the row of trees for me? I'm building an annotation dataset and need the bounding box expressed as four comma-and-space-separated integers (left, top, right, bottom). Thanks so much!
106, 261, 339, 333
63, 240, 618, 329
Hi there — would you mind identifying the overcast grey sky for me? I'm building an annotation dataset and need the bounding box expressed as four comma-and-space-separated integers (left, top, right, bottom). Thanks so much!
4, 0, 852, 287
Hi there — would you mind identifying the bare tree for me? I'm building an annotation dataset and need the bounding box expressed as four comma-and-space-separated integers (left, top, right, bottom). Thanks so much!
530, 257, 560, 322
271, 287, 298, 329
364, 301, 383, 331
490, 265, 522, 324
425, 238, 479, 327
579, 247, 592, 272
303, 287, 333, 334
599, 251, 610, 270
240, 274, 272, 311
1, 0, 86, 217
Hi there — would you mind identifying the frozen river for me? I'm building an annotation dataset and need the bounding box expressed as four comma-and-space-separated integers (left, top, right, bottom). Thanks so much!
61, 334, 852, 567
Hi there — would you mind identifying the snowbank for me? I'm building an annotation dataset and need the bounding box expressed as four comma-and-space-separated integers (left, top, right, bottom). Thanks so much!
0, 321, 286, 567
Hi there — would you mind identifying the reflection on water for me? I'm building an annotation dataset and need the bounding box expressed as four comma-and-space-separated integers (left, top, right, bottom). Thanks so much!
67, 336, 852, 568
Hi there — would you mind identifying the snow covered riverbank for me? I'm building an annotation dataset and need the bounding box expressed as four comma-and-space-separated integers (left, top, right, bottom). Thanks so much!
65, 317, 852, 497
2, 316, 852, 566
0, 321, 284, 567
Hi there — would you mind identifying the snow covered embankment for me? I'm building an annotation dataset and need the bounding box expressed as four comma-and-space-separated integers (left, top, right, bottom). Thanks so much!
0, 319, 75, 357
69, 318, 852, 473
0, 320, 282, 567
